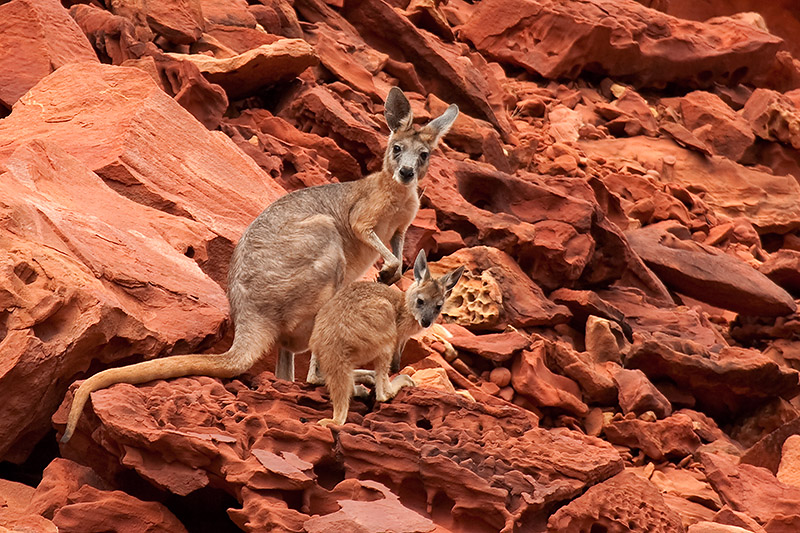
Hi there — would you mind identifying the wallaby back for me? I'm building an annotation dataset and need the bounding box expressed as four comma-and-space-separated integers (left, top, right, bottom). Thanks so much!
61, 89, 459, 443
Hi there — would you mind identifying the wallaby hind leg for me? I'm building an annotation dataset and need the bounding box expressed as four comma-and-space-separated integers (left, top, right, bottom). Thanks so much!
318, 360, 354, 427
276, 348, 294, 381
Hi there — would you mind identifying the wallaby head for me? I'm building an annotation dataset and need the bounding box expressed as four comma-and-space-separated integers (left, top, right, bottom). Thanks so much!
405, 250, 464, 328
383, 87, 459, 185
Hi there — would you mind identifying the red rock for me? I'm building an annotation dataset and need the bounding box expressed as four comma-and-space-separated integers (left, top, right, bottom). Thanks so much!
428, 246, 570, 330
448, 330, 530, 363
548, 470, 686, 532
613, 368, 672, 419
740, 417, 800, 475
248, 0, 303, 39
653, 0, 800, 62
197, 25, 281, 56
742, 88, 800, 149
626, 338, 800, 418
712, 506, 768, 533
53, 485, 188, 533
301, 21, 387, 102
626, 223, 796, 317
408, 367, 456, 394
304, 480, 435, 533
461, 0, 781, 89
0, 141, 231, 462
280, 83, 386, 173
0, 62, 285, 287
28, 458, 185, 533
649, 465, 722, 511
425, 159, 670, 300
489, 367, 512, 388
224, 108, 360, 190
56, 373, 621, 532
167, 39, 318, 100
0, 0, 98, 110
550, 288, 626, 328
688, 523, 752, 533
776, 434, 800, 488
679, 91, 754, 161
199, 0, 256, 28
0, 478, 58, 533
547, 340, 618, 405
604, 413, 702, 461
582, 137, 800, 233
660, 121, 714, 156
596, 287, 726, 349
701, 451, 800, 528
512, 338, 589, 416
68, 4, 140, 64
759, 250, 800, 296
339, 0, 512, 138
131, 51, 229, 129
108, 0, 203, 45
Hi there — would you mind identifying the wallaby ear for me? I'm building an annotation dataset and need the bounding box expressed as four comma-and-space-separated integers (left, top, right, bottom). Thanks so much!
440, 265, 464, 295
385, 87, 413, 132
425, 103, 459, 145
413, 249, 430, 283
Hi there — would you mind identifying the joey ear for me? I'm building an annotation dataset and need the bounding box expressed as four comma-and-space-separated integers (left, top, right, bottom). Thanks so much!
425, 103, 459, 145
440, 265, 464, 295
413, 249, 430, 283
385, 87, 413, 132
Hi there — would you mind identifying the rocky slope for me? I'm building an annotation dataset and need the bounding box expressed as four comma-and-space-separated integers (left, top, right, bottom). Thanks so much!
2, 0, 800, 531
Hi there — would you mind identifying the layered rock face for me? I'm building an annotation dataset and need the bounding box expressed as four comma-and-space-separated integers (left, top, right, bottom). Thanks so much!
1, 0, 800, 532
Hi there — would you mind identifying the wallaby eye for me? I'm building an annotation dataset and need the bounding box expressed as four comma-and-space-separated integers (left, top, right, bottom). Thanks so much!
393, 144, 402, 154
419, 151, 429, 162
416, 298, 424, 307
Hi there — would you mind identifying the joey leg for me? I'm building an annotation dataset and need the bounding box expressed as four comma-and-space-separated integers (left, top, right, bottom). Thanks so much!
306, 353, 325, 385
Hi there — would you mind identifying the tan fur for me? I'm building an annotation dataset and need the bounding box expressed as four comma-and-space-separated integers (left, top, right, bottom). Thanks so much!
312, 251, 463, 426
60, 88, 458, 443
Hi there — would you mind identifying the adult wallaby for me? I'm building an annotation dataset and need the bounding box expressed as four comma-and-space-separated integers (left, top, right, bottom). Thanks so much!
60, 88, 459, 443
312, 250, 463, 426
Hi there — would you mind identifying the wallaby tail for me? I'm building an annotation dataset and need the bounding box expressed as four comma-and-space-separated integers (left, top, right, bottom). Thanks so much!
61, 329, 272, 443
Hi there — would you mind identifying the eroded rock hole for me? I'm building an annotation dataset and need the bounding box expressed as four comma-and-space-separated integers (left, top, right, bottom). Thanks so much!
416, 418, 433, 430
313, 459, 345, 491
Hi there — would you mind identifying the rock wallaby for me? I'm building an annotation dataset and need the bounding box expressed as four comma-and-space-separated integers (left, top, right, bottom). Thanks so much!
60, 88, 459, 443
312, 250, 464, 426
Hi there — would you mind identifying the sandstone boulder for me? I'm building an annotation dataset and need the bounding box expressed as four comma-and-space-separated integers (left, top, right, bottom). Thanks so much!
548, 471, 686, 532
626, 223, 796, 316
0, 0, 98, 110
167, 39, 317, 100
461, 0, 781, 89
0, 61, 286, 286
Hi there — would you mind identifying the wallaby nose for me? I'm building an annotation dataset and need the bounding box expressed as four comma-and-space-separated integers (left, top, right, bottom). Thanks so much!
421, 318, 432, 328
399, 167, 415, 181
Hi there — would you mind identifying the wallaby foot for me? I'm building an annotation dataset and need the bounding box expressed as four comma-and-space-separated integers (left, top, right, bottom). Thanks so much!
375, 371, 415, 403
352, 369, 376, 386
391, 374, 416, 395
353, 384, 370, 399
276, 348, 295, 381
378, 263, 402, 285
